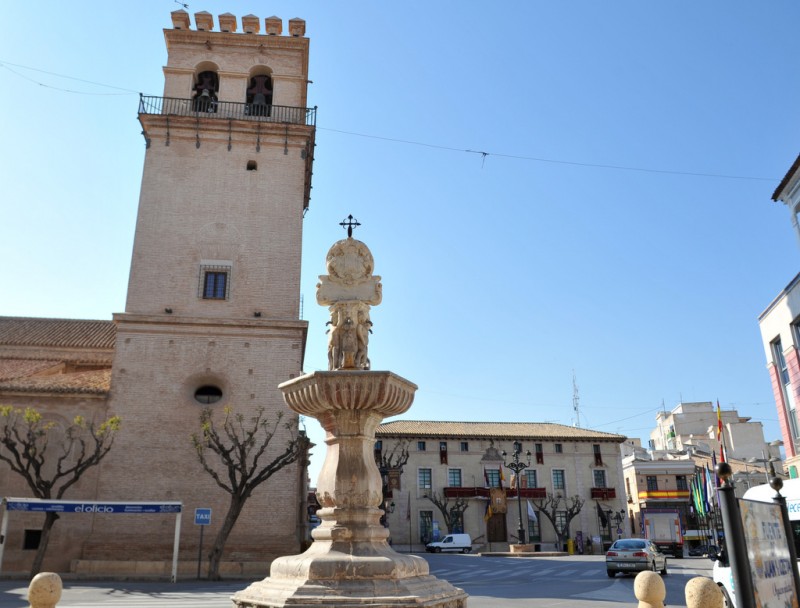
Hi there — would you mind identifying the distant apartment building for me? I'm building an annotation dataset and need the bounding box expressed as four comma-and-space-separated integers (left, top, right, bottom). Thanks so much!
375, 421, 626, 552
759, 155, 800, 479
650, 401, 780, 465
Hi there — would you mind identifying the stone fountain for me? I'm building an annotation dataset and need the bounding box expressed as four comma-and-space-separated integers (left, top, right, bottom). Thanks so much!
233, 220, 467, 607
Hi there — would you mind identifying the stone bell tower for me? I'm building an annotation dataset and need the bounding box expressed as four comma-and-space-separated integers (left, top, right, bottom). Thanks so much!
89, 11, 316, 572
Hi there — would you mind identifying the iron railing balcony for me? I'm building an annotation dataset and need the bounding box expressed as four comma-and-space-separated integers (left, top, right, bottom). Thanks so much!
590, 488, 617, 500
442, 486, 547, 499
138, 94, 317, 126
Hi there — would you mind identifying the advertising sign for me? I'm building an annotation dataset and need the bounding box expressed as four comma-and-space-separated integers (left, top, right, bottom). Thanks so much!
5, 500, 181, 514
740, 498, 799, 608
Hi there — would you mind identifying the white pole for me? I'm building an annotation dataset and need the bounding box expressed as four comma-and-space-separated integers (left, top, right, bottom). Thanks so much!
171, 507, 183, 583
0, 498, 8, 574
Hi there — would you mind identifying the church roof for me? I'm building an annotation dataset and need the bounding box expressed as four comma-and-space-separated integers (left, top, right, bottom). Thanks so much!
0, 359, 64, 381
377, 420, 626, 442
0, 317, 116, 349
0, 368, 111, 395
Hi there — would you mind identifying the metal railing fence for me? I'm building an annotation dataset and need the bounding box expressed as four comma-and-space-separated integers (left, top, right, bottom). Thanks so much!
139, 94, 316, 126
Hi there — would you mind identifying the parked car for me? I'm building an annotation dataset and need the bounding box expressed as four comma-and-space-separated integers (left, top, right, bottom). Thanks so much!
688, 544, 718, 557
425, 533, 472, 554
606, 538, 668, 577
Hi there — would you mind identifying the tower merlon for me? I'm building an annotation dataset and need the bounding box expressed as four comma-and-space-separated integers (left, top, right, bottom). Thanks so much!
265, 16, 282, 36
171, 9, 190, 30
194, 11, 213, 32
288, 18, 306, 38
242, 15, 260, 34
218, 13, 236, 33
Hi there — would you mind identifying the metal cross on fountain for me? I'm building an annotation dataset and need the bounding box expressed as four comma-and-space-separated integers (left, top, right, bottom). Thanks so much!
339, 214, 361, 237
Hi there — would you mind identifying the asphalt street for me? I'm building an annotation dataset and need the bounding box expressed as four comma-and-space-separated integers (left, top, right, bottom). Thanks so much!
0, 554, 715, 607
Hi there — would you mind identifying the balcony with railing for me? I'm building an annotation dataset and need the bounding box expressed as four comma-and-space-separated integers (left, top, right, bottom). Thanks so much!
442, 486, 547, 499
590, 488, 617, 500
138, 94, 317, 126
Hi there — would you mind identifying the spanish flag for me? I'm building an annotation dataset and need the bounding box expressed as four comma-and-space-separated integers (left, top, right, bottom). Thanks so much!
484, 500, 493, 522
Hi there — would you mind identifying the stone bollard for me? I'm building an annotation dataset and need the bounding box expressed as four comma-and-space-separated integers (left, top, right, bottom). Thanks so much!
634, 571, 666, 608
685, 576, 723, 608
28, 572, 62, 608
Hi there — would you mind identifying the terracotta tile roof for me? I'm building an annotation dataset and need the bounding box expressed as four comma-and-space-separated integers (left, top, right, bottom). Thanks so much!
377, 420, 626, 442
0, 317, 116, 349
0, 359, 63, 381
0, 369, 111, 395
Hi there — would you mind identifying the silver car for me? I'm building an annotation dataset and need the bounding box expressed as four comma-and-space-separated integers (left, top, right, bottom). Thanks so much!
606, 538, 668, 577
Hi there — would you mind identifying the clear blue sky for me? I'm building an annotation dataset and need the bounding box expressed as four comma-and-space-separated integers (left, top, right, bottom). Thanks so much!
2, 2, 799, 484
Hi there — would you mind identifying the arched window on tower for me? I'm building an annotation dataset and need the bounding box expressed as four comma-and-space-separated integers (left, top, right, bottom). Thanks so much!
193, 70, 219, 113
246, 74, 273, 117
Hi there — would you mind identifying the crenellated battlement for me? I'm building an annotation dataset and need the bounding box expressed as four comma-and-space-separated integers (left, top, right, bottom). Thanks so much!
170, 10, 306, 37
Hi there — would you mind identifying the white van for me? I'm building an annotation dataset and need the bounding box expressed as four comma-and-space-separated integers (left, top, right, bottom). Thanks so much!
425, 533, 472, 554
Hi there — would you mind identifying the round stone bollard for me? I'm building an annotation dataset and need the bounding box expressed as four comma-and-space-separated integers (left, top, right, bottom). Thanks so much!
685, 576, 723, 608
634, 570, 666, 608
28, 572, 62, 608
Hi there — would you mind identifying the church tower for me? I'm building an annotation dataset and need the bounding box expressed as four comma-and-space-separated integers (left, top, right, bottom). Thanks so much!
94, 11, 315, 569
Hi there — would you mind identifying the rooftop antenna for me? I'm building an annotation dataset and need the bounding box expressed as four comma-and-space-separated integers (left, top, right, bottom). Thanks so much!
572, 370, 581, 428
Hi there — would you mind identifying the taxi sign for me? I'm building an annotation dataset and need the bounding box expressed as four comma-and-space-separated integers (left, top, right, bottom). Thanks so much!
195, 508, 211, 526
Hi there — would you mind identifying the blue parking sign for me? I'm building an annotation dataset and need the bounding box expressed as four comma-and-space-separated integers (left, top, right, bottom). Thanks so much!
195, 508, 211, 526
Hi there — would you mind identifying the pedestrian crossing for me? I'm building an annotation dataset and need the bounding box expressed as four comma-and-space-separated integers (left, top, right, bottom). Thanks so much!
427, 557, 708, 587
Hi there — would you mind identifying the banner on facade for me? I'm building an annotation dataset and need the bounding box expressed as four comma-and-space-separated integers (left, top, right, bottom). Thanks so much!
489, 488, 507, 514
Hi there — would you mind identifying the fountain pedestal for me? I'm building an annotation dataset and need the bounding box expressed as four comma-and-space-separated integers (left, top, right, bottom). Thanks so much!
232, 371, 467, 607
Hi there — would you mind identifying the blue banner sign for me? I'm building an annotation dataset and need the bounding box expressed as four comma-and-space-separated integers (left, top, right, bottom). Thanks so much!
4, 500, 182, 514
195, 508, 211, 525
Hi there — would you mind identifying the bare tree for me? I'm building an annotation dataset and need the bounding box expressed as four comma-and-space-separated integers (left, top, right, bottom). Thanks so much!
192, 406, 309, 580
425, 492, 469, 535
375, 440, 409, 525
531, 493, 585, 549
0, 405, 121, 576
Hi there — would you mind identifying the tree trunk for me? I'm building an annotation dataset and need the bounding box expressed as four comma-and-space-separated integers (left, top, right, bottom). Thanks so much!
207, 495, 246, 581
30, 512, 59, 577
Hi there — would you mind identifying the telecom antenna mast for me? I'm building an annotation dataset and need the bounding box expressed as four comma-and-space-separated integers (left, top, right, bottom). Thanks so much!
572, 370, 581, 428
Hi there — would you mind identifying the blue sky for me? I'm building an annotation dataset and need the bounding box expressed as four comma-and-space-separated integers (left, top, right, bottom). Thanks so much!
2, 2, 799, 483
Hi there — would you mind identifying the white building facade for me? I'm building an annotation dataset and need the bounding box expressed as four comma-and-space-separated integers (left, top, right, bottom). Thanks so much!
759, 154, 800, 478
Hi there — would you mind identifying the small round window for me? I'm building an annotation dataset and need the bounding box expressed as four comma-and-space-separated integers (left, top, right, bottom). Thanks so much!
194, 385, 223, 404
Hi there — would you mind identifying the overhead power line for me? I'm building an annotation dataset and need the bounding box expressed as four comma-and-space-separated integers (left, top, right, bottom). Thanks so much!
319, 127, 776, 182
0, 60, 139, 95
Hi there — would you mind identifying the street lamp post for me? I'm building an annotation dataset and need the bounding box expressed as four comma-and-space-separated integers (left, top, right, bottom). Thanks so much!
502, 441, 532, 545
612, 511, 624, 538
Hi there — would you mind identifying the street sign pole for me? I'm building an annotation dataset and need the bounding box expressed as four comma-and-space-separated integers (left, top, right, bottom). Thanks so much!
194, 508, 211, 580
197, 525, 204, 579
